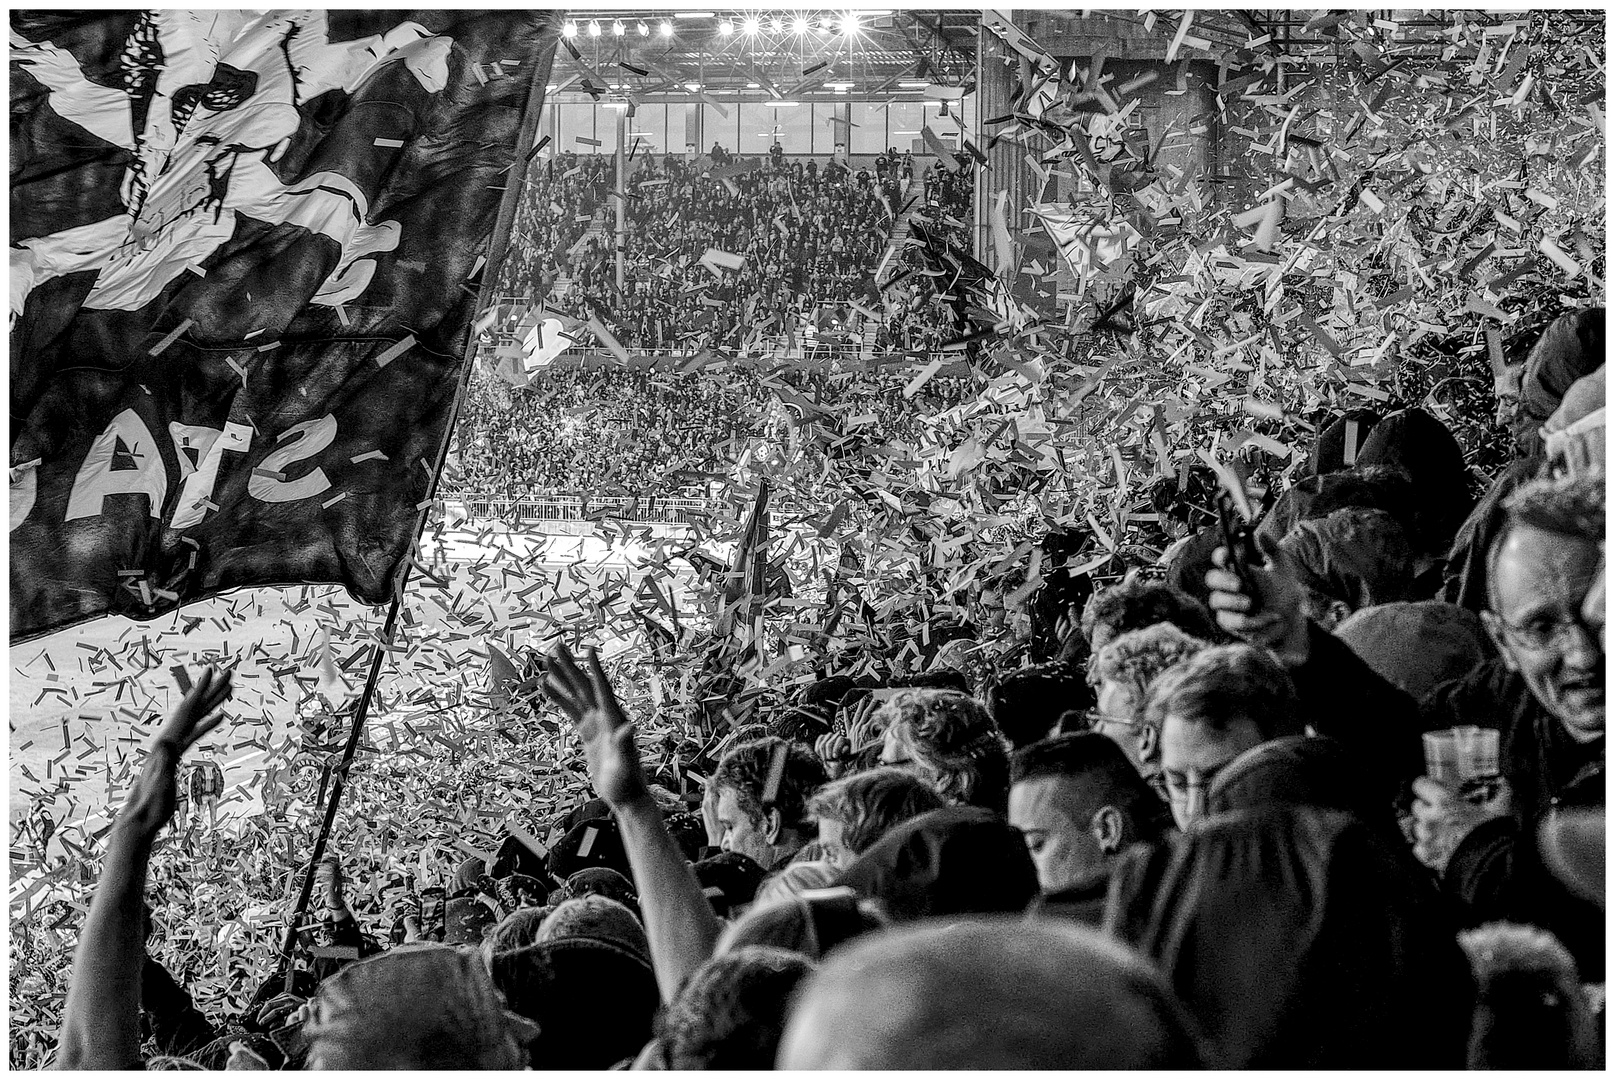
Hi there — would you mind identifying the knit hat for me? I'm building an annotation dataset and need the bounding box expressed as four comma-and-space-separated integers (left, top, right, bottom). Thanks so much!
1334, 601, 1494, 702
303, 945, 537, 1069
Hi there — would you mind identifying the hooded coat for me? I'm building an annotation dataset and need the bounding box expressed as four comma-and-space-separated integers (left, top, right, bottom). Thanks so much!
1104, 739, 1474, 1070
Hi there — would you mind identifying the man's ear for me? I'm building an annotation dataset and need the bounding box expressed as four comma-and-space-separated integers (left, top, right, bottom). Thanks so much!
763, 807, 784, 845
1479, 610, 1519, 672
1091, 806, 1125, 854
1136, 723, 1158, 761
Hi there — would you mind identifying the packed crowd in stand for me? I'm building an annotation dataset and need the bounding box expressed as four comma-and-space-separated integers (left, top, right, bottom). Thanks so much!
449, 363, 975, 497
546, 150, 902, 354
450, 368, 752, 496
45, 305, 1606, 1068
499, 153, 616, 309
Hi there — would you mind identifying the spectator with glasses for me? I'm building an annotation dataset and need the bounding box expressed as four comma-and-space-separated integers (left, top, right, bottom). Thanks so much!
1145, 645, 1305, 829
1410, 471, 1604, 980
1083, 623, 1212, 797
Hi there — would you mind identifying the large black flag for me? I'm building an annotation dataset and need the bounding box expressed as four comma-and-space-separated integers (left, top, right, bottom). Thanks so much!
10, 10, 558, 641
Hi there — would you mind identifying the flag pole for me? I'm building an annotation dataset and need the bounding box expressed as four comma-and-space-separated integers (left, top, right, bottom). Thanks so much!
275, 594, 403, 988
275, 18, 560, 988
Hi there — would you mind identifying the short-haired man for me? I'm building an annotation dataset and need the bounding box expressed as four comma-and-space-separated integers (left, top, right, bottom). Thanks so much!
712, 737, 827, 870
1085, 623, 1210, 791
1411, 473, 1604, 979
806, 767, 944, 872
1009, 734, 1175, 925
1144, 644, 1304, 828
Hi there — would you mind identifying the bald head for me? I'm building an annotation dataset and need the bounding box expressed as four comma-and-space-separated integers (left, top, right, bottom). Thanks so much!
777, 919, 1204, 1069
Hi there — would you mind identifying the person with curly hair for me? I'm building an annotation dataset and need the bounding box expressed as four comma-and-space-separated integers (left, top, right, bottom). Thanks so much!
1080, 573, 1222, 662
874, 689, 1012, 813
1085, 623, 1211, 791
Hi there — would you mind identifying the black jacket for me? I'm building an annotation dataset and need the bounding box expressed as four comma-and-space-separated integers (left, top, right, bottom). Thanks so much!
1289, 623, 1425, 796
1419, 659, 1605, 980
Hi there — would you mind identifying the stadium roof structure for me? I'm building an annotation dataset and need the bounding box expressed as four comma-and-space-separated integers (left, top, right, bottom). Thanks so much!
546, 9, 981, 104
545, 9, 1603, 107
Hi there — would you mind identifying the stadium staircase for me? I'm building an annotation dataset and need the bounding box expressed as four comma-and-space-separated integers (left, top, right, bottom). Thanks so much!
863, 178, 919, 359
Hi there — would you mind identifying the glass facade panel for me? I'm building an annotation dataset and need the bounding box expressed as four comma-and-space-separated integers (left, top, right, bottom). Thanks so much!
737, 101, 774, 155
701, 103, 736, 154
850, 101, 885, 154
664, 102, 691, 153
628, 103, 666, 156
886, 101, 925, 154
771, 101, 812, 152
557, 102, 598, 151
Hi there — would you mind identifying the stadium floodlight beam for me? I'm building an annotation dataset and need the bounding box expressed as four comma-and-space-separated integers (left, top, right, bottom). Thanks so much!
770, 17, 784, 32
612, 19, 624, 35
742, 17, 760, 33
638, 20, 649, 35
840, 14, 860, 34
660, 19, 674, 36
718, 19, 733, 34
587, 19, 600, 36
793, 17, 809, 34
562, 20, 577, 37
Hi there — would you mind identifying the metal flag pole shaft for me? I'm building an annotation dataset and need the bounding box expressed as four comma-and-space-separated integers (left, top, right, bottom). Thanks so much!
276, 593, 404, 989
616, 103, 628, 291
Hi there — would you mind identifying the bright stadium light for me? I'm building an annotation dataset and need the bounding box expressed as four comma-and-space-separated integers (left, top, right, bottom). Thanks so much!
770, 16, 784, 33
613, 19, 624, 35
718, 19, 733, 34
587, 19, 601, 36
793, 17, 809, 34
563, 20, 577, 37
742, 17, 759, 34
637, 20, 649, 35
660, 19, 674, 36
840, 14, 860, 35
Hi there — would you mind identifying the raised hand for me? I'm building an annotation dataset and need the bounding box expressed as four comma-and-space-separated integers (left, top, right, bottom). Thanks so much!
119, 666, 233, 838
544, 643, 649, 809
845, 694, 888, 751
1204, 540, 1312, 667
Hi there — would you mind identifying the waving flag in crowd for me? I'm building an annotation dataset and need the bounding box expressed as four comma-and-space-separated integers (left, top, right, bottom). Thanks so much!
10, 10, 558, 641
